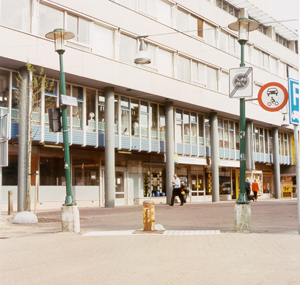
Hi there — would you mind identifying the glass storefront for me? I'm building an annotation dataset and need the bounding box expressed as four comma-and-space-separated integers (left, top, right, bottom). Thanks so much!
143, 164, 165, 197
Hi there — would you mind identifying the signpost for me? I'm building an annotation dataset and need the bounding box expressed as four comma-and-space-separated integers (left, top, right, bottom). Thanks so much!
229, 67, 253, 98
288, 78, 299, 125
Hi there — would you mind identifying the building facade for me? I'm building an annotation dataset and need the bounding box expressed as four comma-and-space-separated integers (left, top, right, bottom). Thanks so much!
0, 0, 298, 208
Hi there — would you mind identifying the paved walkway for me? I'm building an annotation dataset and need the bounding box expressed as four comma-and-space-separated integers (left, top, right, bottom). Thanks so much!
1, 199, 300, 284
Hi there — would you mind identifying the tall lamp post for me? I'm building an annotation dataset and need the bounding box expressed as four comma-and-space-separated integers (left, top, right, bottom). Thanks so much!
229, 13, 259, 204
45, 29, 75, 206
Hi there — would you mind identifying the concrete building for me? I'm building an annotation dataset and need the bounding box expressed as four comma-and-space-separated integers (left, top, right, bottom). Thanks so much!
0, 0, 298, 208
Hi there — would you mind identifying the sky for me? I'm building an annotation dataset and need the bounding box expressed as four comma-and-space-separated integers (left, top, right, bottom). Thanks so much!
250, 0, 298, 33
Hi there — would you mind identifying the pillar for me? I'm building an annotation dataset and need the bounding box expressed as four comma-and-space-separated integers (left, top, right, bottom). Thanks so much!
18, 66, 29, 212
165, 100, 174, 204
210, 112, 219, 202
104, 87, 115, 208
272, 127, 281, 199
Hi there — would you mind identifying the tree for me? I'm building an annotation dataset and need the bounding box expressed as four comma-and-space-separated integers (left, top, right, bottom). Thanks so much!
16, 62, 54, 211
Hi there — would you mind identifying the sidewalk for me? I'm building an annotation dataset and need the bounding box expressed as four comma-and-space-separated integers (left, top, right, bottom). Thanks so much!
1, 199, 300, 284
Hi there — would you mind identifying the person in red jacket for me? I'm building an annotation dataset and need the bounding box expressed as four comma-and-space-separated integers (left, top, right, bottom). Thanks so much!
252, 179, 259, 202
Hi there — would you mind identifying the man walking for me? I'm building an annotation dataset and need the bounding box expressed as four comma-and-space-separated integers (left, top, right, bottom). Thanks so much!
245, 177, 251, 201
169, 174, 185, 206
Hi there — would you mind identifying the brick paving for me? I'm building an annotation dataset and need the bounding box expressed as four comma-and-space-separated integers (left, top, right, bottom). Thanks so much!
1, 199, 300, 284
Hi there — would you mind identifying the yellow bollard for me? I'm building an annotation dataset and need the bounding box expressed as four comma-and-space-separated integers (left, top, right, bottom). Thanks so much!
143, 200, 155, 231
8, 190, 13, 215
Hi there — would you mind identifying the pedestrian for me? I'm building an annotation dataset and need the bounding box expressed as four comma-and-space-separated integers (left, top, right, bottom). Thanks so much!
245, 177, 251, 201
169, 174, 185, 206
252, 179, 259, 202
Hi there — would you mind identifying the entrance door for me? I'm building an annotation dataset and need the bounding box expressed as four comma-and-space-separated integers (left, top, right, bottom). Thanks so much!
115, 170, 126, 206
191, 172, 204, 201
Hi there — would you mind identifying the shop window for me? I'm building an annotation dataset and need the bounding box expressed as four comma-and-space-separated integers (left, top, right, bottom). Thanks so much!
39, 4, 64, 38
191, 112, 197, 145
143, 165, 165, 197
176, 109, 183, 143
141, 101, 149, 138
72, 86, 83, 130
2, 155, 18, 185
229, 121, 234, 150
40, 157, 65, 185
218, 118, 223, 148
183, 111, 190, 144
235, 122, 240, 150
150, 103, 158, 140
0, 70, 10, 113
98, 94, 105, 132
219, 168, 231, 195
0, 0, 30, 33
72, 157, 99, 186
121, 96, 130, 136
198, 114, 204, 146
131, 99, 139, 137
205, 116, 210, 147
92, 24, 114, 58
159, 105, 165, 140
86, 89, 96, 132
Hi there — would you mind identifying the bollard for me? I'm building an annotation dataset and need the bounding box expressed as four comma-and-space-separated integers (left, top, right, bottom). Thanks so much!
143, 200, 155, 231
8, 190, 13, 215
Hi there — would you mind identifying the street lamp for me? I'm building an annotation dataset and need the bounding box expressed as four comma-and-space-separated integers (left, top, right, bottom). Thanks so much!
134, 37, 151, 65
45, 29, 75, 206
229, 14, 259, 204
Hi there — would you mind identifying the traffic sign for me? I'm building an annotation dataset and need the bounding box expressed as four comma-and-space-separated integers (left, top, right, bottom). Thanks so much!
258, 82, 288, 112
229, 67, 253, 98
288, 78, 299, 125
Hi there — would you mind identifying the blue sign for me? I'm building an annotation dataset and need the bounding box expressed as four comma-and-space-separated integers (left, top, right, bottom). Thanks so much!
288, 78, 299, 125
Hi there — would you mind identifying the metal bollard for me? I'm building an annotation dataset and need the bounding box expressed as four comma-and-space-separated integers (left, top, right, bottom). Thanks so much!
8, 190, 13, 215
143, 200, 155, 231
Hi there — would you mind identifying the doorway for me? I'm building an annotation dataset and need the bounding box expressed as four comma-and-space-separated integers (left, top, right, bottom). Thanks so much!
115, 170, 127, 206
190, 171, 205, 201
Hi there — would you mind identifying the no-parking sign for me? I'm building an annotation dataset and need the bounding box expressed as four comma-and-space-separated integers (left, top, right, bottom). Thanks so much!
258, 82, 288, 112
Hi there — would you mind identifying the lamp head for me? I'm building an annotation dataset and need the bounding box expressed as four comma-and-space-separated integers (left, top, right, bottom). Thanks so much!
281, 114, 289, 127
45, 28, 75, 52
228, 18, 259, 42
134, 38, 151, 65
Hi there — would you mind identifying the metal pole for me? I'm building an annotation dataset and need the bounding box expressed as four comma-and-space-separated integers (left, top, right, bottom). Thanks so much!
58, 51, 75, 206
295, 125, 300, 233
236, 40, 248, 204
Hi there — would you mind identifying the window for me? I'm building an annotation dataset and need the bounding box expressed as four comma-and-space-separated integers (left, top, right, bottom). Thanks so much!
269, 130, 273, 154
264, 129, 268, 153
86, 89, 96, 132
176, 109, 183, 143
72, 86, 83, 130
141, 101, 149, 138
158, 49, 173, 77
220, 71, 229, 94
262, 52, 269, 69
92, 24, 114, 58
252, 48, 261, 67
219, 30, 229, 53
157, 0, 172, 26
114, 95, 119, 134
183, 111, 190, 144
270, 57, 277, 75
177, 56, 190, 82
204, 22, 216, 46
224, 120, 229, 149
150, 103, 158, 140
207, 67, 218, 91
259, 128, 264, 153
0, 70, 10, 111
121, 96, 130, 135
67, 15, 91, 45
254, 127, 259, 152
192, 61, 205, 84
38, 4, 63, 38
118, 0, 137, 10
44, 81, 58, 125
139, 0, 155, 16
235, 122, 239, 150
230, 36, 239, 55
2, 155, 18, 185
119, 34, 136, 65
40, 157, 65, 185
0, 0, 30, 32
176, 9, 189, 32
229, 121, 234, 150
131, 99, 139, 137
73, 157, 99, 186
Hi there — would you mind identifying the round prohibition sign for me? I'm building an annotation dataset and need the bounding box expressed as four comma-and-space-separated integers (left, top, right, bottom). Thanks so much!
258, 82, 288, 112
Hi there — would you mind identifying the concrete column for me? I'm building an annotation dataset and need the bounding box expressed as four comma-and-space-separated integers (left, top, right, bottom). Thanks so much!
105, 87, 115, 208
165, 100, 174, 204
246, 121, 253, 171
272, 127, 281, 199
18, 66, 29, 212
210, 112, 219, 202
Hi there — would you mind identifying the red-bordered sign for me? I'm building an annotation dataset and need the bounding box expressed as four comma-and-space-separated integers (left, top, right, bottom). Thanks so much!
258, 82, 288, 112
